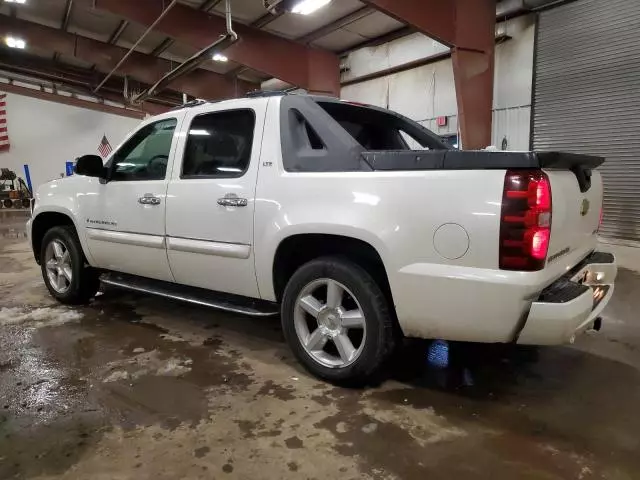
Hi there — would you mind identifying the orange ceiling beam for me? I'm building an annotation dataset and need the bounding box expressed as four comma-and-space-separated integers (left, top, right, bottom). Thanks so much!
91, 0, 341, 96
0, 82, 148, 119
0, 16, 257, 102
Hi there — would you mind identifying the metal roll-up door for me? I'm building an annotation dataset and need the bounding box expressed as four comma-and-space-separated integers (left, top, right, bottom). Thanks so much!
532, 0, 640, 241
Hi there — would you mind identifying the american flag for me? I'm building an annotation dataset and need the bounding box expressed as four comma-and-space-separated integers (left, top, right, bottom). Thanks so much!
0, 94, 9, 152
98, 134, 112, 158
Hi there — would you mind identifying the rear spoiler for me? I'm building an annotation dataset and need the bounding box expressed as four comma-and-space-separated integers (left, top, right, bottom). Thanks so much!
361, 150, 605, 171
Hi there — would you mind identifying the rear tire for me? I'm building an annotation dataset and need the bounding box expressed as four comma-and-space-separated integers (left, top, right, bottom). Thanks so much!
281, 256, 396, 385
40, 226, 101, 304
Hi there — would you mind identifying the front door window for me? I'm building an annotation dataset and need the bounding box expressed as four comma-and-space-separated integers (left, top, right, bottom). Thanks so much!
110, 118, 177, 181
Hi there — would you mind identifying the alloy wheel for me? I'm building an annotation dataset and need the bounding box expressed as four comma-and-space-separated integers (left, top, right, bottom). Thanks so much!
293, 278, 367, 368
45, 239, 73, 294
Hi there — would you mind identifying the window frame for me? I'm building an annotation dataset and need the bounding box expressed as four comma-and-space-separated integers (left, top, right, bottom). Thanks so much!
179, 108, 257, 180
289, 108, 326, 152
107, 117, 178, 182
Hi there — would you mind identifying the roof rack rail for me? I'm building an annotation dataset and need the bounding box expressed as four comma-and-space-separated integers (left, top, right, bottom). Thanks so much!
170, 99, 208, 111
245, 90, 291, 98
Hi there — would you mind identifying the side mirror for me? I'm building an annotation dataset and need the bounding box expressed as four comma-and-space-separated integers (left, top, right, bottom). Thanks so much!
74, 155, 105, 178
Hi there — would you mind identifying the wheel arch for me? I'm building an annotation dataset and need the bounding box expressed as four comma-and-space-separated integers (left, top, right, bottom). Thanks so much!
271, 233, 395, 312
31, 210, 89, 264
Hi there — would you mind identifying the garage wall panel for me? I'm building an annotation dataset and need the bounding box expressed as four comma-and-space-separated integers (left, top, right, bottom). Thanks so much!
341, 33, 450, 83
493, 106, 531, 151
533, 0, 640, 241
341, 15, 535, 151
341, 77, 388, 108
0, 92, 140, 188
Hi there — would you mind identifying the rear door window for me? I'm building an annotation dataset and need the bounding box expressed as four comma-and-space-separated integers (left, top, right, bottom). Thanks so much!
182, 109, 256, 178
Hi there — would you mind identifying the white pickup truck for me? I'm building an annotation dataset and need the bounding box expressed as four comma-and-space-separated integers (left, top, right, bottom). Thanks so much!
27, 93, 617, 383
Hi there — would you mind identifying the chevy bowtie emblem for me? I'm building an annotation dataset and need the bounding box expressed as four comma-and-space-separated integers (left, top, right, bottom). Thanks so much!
581, 198, 590, 216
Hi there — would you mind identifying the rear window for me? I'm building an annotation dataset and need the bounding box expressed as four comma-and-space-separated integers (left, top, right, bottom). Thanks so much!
317, 101, 447, 151
182, 109, 255, 178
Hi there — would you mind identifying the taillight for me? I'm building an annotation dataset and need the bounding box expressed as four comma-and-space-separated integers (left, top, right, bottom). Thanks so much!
598, 207, 603, 232
500, 170, 552, 271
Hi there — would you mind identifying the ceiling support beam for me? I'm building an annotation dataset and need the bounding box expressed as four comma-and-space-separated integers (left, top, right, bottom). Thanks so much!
150, 37, 174, 57
199, 0, 224, 11
0, 81, 149, 119
340, 26, 413, 55
362, 0, 496, 149
452, 0, 496, 151
149, 0, 229, 62
251, 10, 285, 29
108, 19, 128, 44
0, 16, 257, 101
61, 0, 74, 31
299, 6, 375, 45
90, 0, 340, 95
0, 50, 177, 112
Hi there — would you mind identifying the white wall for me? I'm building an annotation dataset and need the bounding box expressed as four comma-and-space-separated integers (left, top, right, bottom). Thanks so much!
340, 15, 535, 150
0, 92, 141, 189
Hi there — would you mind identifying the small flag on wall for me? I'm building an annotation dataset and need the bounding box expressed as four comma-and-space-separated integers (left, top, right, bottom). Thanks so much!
98, 134, 113, 158
0, 94, 10, 152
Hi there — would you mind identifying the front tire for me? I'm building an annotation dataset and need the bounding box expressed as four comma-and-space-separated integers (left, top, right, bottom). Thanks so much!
281, 256, 396, 385
40, 226, 100, 304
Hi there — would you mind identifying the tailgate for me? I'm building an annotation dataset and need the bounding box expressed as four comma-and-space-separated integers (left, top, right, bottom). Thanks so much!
545, 167, 603, 268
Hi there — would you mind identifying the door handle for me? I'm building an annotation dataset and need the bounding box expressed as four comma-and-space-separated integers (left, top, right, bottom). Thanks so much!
138, 194, 161, 206
217, 193, 248, 208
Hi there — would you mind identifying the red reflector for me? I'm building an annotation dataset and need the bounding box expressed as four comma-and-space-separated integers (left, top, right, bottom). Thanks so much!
528, 228, 550, 260
506, 190, 529, 199
531, 177, 551, 209
599, 207, 603, 231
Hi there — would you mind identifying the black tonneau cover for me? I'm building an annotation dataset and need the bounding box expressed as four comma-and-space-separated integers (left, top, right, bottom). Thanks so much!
361, 150, 605, 171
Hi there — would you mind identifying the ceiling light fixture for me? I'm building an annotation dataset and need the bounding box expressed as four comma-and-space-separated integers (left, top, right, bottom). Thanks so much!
5, 36, 26, 49
212, 53, 228, 62
290, 0, 331, 15
4, 0, 27, 4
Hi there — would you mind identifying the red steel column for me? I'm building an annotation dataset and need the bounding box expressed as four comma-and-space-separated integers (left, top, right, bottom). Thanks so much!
452, 0, 496, 150
362, 0, 496, 149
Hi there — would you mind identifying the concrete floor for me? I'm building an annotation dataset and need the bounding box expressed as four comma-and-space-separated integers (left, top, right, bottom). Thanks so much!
1, 210, 640, 480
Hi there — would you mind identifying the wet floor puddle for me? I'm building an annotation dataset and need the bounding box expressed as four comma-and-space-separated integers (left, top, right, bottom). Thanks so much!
0, 264, 639, 478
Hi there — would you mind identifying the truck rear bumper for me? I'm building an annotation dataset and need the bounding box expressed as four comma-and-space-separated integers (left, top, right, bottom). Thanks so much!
392, 249, 616, 344
517, 252, 617, 345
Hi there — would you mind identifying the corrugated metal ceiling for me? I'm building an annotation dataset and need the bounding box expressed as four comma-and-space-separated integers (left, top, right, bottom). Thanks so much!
1, 0, 406, 63
0, 0, 409, 104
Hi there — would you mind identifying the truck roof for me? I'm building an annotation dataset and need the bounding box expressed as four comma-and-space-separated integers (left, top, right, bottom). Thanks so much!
169, 90, 305, 114
166, 91, 379, 115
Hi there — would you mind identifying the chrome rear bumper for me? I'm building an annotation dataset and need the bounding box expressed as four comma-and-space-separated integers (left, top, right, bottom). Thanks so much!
517, 252, 617, 345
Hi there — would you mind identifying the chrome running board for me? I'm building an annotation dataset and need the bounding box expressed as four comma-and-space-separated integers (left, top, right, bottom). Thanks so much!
101, 273, 279, 317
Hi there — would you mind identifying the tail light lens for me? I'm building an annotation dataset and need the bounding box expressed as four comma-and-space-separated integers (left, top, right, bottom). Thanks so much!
500, 170, 552, 271
598, 207, 603, 232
